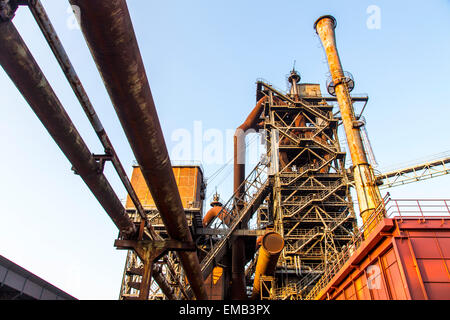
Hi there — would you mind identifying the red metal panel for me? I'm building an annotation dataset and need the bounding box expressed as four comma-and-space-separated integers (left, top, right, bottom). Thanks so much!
424, 283, 450, 299
382, 249, 408, 300
354, 275, 371, 300
392, 237, 425, 299
416, 259, 449, 283
335, 292, 345, 300
438, 238, 450, 258
317, 217, 450, 300
344, 284, 356, 300
410, 237, 441, 259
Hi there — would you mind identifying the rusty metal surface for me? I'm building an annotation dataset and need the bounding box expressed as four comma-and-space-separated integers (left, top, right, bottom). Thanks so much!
231, 237, 247, 299
315, 15, 383, 224
27, 0, 156, 238
152, 264, 177, 300
0, 19, 136, 236
126, 166, 204, 210
202, 206, 231, 227
251, 232, 284, 299
230, 96, 269, 299
69, 0, 206, 299
234, 96, 268, 198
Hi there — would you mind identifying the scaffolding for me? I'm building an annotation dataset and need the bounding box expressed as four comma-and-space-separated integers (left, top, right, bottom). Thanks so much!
254, 79, 358, 299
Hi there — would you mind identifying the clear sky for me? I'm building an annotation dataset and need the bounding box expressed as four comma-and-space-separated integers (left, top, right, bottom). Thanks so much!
0, 0, 449, 299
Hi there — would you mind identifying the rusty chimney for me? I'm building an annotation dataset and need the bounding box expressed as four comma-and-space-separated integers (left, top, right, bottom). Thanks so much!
314, 15, 384, 226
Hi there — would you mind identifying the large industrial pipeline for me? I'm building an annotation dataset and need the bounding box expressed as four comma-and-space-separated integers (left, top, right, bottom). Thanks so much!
26, 0, 157, 240
0, 2, 188, 299
234, 96, 268, 200
314, 15, 383, 225
0, 19, 136, 237
251, 231, 284, 299
231, 95, 267, 299
68, 0, 207, 299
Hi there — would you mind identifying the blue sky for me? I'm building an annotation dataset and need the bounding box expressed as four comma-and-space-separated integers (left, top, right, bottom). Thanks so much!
0, 0, 449, 299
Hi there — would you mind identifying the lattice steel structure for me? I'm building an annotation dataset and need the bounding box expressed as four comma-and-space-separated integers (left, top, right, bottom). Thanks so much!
119, 165, 206, 300
255, 74, 358, 299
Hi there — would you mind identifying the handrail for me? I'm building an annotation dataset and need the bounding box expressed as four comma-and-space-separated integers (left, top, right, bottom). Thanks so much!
282, 180, 344, 218
184, 161, 270, 297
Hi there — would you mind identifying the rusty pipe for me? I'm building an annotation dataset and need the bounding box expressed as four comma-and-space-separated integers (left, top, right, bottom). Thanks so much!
234, 96, 267, 200
314, 15, 383, 224
68, 0, 206, 299
231, 237, 247, 300
152, 264, 177, 300
26, 0, 157, 239
251, 231, 284, 299
231, 95, 267, 299
0, 20, 136, 236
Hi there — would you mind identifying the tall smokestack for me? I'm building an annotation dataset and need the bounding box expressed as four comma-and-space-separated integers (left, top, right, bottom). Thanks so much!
314, 15, 383, 226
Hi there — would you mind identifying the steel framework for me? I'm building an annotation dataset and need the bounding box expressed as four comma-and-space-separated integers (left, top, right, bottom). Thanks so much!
252, 78, 359, 299
376, 154, 450, 189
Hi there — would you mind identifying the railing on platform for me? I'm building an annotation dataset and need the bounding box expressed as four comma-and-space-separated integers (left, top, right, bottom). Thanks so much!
385, 199, 450, 219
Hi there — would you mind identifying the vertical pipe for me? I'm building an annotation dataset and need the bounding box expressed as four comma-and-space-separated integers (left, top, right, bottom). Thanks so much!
231, 237, 247, 300
231, 96, 267, 299
0, 20, 136, 236
234, 96, 267, 200
68, 0, 206, 299
314, 15, 383, 225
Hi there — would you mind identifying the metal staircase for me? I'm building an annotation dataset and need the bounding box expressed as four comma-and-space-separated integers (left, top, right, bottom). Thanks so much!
185, 161, 271, 297
200, 161, 270, 277
282, 180, 345, 218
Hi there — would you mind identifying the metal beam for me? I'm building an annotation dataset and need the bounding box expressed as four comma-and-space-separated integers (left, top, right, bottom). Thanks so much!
0, 19, 136, 236
377, 155, 450, 189
68, 0, 207, 299
196, 229, 267, 236
26, 0, 157, 238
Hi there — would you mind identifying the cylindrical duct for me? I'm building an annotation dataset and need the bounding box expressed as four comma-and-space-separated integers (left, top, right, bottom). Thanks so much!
314, 15, 383, 225
202, 206, 231, 227
27, 0, 155, 237
231, 237, 247, 300
68, 0, 206, 299
251, 231, 284, 299
0, 20, 136, 236
234, 96, 267, 200
231, 95, 267, 299
152, 265, 177, 300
